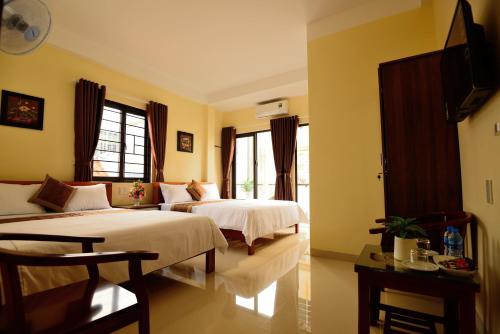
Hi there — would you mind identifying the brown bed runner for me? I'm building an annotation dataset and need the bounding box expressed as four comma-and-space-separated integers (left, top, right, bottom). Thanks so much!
0, 209, 130, 224
170, 200, 228, 213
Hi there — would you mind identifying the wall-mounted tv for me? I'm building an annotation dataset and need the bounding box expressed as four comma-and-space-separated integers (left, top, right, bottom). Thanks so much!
441, 0, 496, 122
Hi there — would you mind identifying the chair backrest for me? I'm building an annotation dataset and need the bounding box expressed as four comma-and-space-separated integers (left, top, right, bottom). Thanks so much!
0, 234, 157, 334
0, 234, 103, 331
374, 212, 477, 261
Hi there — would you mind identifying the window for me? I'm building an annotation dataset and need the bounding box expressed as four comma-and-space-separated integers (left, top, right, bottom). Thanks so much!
256, 131, 276, 200
232, 125, 309, 210
93, 101, 151, 182
234, 135, 254, 199
233, 130, 276, 200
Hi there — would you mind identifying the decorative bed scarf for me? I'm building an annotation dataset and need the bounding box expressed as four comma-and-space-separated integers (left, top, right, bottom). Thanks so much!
221, 127, 236, 199
147, 101, 168, 182
270, 116, 299, 201
74, 79, 106, 182
0, 209, 129, 224
170, 200, 227, 213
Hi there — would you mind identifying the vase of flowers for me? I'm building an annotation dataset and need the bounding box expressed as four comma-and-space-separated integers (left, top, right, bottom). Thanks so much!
129, 181, 145, 206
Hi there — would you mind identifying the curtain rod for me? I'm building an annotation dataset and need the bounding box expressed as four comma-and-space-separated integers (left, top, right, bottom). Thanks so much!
74, 80, 150, 105
106, 88, 149, 105
233, 116, 309, 132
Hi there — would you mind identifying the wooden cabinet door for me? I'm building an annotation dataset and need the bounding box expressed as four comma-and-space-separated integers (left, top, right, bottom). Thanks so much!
379, 52, 462, 217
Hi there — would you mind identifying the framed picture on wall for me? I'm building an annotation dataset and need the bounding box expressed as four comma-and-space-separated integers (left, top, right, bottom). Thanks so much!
0, 90, 45, 130
177, 131, 193, 153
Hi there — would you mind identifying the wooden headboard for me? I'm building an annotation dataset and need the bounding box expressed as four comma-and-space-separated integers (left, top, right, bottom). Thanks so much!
0, 181, 113, 205
152, 182, 212, 204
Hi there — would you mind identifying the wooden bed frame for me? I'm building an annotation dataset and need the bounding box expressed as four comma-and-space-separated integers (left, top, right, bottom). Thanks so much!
0, 180, 216, 273
152, 182, 299, 255
0, 180, 113, 205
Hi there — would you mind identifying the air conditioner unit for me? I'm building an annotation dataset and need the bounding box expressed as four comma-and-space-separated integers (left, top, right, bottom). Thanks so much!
256, 99, 289, 119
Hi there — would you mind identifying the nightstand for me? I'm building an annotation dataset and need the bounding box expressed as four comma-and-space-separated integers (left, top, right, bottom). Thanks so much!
114, 204, 161, 211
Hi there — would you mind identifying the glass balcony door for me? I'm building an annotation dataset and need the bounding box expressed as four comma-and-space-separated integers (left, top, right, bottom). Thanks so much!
235, 135, 255, 199
234, 131, 276, 200
256, 131, 276, 200
233, 125, 309, 215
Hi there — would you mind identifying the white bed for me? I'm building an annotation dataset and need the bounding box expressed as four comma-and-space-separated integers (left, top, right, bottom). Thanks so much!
161, 199, 307, 246
0, 208, 228, 296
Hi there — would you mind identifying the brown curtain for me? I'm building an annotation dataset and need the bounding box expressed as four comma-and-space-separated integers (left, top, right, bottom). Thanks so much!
271, 116, 299, 201
221, 127, 236, 199
0, 4, 3, 37
146, 101, 168, 182
74, 79, 106, 181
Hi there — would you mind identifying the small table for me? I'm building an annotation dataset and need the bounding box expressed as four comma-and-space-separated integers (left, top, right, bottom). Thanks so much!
355, 244, 479, 334
113, 204, 161, 211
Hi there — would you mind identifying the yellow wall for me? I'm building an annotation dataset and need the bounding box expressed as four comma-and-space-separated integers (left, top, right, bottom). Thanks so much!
206, 106, 223, 187
221, 95, 309, 134
432, 1, 500, 332
0, 44, 219, 205
307, 2, 437, 255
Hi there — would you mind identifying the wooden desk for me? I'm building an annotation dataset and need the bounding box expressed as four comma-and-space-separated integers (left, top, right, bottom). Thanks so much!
355, 245, 479, 334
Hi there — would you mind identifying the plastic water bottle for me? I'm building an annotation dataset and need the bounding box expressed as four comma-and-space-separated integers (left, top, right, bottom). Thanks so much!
443, 226, 451, 255
448, 227, 456, 257
448, 227, 464, 258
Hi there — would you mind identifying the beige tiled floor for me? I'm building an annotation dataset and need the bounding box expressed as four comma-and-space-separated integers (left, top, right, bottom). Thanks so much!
116, 224, 442, 334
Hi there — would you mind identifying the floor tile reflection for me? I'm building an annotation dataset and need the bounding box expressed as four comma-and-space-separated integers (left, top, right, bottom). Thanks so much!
115, 225, 440, 334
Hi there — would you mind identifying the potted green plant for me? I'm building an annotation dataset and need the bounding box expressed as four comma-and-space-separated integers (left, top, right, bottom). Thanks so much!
386, 216, 427, 260
240, 179, 253, 199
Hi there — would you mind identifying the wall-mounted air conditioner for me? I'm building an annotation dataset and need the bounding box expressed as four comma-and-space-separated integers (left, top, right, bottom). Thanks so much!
256, 99, 289, 119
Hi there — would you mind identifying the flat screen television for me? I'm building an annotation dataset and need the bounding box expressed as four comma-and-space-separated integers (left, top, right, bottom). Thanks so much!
441, 0, 496, 122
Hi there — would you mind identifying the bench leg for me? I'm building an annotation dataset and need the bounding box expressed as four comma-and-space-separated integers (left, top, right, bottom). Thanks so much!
205, 249, 215, 273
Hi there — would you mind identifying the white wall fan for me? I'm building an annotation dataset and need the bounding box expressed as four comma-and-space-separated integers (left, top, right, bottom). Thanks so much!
0, 0, 51, 55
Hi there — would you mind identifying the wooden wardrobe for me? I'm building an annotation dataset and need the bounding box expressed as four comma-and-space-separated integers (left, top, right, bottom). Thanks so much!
378, 51, 463, 218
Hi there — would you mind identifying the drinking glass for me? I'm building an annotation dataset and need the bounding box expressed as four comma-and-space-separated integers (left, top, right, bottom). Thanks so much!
410, 248, 430, 263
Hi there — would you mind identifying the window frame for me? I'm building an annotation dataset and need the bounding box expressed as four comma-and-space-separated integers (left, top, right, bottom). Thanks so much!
232, 132, 258, 199
92, 100, 151, 183
232, 123, 308, 201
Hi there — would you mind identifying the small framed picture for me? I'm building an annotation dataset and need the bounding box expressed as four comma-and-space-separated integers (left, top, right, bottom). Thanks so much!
177, 131, 194, 153
0, 90, 45, 130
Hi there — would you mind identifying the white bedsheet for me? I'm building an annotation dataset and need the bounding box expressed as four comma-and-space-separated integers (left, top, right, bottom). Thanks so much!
0, 209, 228, 296
161, 200, 308, 245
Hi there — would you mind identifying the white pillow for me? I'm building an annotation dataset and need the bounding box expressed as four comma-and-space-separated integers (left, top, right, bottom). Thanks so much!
160, 183, 192, 204
200, 183, 221, 201
0, 183, 46, 216
64, 184, 111, 212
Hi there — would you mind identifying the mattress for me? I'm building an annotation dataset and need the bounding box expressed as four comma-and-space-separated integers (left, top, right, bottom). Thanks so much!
162, 199, 308, 245
0, 209, 228, 296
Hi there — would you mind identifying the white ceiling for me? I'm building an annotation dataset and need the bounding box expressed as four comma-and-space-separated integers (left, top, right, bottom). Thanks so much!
44, 0, 420, 111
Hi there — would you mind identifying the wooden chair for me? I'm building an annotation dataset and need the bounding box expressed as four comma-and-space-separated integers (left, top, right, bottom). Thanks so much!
0, 233, 159, 334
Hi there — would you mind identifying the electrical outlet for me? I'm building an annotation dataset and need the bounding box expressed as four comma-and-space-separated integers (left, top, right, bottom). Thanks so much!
486, 180, 494, 204
119, 187, 128, 196
495, 122, 500, 136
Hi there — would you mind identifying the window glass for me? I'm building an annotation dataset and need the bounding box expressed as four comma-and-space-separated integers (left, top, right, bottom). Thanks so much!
256, 132, 276, 200
93, 106, 122, 178
235, 136, 254, 199
92, 102, 149, 181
